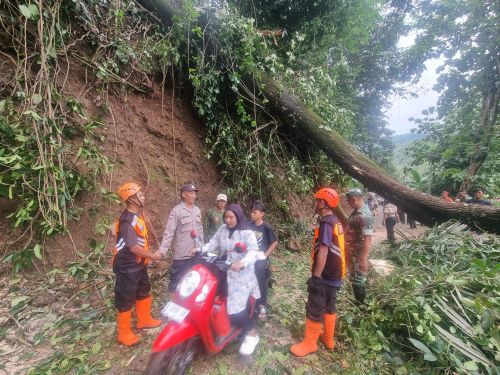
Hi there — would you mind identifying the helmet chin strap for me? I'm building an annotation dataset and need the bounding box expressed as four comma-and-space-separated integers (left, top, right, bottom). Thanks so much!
315, 200, 325, 212
128, 195, 144, 208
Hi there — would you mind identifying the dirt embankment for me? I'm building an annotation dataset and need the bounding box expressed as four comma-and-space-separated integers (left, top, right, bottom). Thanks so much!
1, 58, 228, 268
0, 57, 224, 374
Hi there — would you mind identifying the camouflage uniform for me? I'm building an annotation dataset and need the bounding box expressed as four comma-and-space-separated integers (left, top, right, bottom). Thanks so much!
346, 203, 374, 303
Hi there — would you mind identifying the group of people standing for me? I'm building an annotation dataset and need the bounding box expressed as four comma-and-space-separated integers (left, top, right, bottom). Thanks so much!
112, 182, 277, 355
441, 187, 492, 206
111, 182, 377, 358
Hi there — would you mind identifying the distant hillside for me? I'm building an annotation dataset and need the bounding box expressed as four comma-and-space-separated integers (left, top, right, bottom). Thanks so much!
391, 133, 428, 179
391, 133, 424, 145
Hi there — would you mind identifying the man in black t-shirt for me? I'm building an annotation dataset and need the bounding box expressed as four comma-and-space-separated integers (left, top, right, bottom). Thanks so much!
465, 188, 492, 206
249, 201, 278, 319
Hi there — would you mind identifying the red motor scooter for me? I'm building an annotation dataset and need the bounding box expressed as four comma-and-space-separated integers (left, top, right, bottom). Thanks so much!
145, 251, 255, 375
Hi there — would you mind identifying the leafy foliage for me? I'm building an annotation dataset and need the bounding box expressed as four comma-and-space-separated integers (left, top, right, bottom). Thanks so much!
0, 0, 180, 263
409, 103, 500, 195
232, 0, 413, 170
0, 1, 111, 238
171, 3, 349, 209
3, 240, 117, 374
172, 0, 414, 210
343, 222, 500, 373
404, 0, 500, 195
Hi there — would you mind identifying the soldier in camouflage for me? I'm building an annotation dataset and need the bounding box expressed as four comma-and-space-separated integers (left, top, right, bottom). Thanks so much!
346, 189, 374, 304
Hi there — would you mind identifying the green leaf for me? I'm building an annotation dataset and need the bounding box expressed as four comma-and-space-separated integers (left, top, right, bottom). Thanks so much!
463, 361, 478, 371
19, 4, 32, 18
423, 353, 437, 361
33, 244, 42, 260
396, 366, 408, 375
32, 93, 43, 105
409, 338, 432, 354
11, 295, 29, 308
92, 342, 101, 354
19, 4, 38, 19
59, 358, 69, 369
410, 169, 421, 184
291, 367, 306, 375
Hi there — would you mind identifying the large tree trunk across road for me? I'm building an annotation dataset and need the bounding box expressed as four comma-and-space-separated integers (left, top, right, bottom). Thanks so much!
137, 0, 500, 234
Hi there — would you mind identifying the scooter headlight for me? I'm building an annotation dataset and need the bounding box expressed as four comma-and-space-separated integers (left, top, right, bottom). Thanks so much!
178, 271, 201, 298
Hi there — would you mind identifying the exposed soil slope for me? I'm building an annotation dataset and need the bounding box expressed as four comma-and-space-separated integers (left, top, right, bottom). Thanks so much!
1, 57, 226, 267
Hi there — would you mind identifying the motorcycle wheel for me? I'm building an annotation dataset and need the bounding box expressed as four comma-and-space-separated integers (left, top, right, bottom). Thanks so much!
145, 338, 197, 375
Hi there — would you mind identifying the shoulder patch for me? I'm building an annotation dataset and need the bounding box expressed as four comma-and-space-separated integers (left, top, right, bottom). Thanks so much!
131, 215, 138, 227
337, 223, 344, 234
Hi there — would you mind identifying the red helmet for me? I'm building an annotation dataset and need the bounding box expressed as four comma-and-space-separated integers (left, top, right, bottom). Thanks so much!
314, 188, 339, 208
117, 182, 142, 202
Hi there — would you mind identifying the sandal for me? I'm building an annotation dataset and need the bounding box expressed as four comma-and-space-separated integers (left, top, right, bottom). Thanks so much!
257, 305, 267, 320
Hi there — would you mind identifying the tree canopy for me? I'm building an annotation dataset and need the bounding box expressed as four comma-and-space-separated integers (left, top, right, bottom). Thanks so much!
405, 0, 499, 195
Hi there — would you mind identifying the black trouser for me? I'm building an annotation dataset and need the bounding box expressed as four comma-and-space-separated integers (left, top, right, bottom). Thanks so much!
213, 265, 228, 299
305, 277, 339, 322
408, 216, 416, 229
385, 217, 397, 242
114, 267, 151, 312
254, 258, 270, 308
168, 258, 193, 292
229, 304, 255, 335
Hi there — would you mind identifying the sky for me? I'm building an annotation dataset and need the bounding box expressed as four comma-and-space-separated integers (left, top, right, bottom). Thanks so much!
386, 60, 441, 135
385, 33, 442, 135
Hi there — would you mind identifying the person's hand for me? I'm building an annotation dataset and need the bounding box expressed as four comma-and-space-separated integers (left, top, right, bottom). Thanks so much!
307, 276, 322, 291
358, 254, 368, 273
230, 261, 245, 271
150, 251, 162, 261
188, 247, 198, 256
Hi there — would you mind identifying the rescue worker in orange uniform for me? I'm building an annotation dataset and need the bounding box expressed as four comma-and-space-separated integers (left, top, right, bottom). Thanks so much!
114, 182, 162, 346
290, 188, 346, 357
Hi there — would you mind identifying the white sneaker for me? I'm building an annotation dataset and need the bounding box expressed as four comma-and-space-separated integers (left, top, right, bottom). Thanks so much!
239, 334, 260, 355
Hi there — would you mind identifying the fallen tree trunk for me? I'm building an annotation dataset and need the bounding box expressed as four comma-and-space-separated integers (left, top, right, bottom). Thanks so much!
137, 0, 500, 234
259, 76, 500, 233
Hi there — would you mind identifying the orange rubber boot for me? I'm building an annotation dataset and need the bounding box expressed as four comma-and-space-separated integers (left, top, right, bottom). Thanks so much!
136, 296, 162, 329
321, 313, 336, 350
290, 319, 322, 357
117, 310, 140, 346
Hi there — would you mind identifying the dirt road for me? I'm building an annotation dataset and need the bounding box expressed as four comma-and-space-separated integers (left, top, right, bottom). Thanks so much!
371, 205, 427, 246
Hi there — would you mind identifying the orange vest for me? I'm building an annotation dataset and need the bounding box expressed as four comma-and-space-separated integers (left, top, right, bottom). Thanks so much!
112, 213, 150, 266
311, 218, 346, 280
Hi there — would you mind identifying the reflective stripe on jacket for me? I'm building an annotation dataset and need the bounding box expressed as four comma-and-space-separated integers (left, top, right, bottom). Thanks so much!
311, 216, 346, 281
112, 213, 149, 267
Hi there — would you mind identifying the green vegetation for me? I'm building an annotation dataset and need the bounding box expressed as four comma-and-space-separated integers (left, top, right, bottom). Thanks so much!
1, 1, 498, 372
405, 0, 499, 196
0, 0, 179, 268
180, 0, 402, 205
344, 222, 499, 373
2, 221, 497, 374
